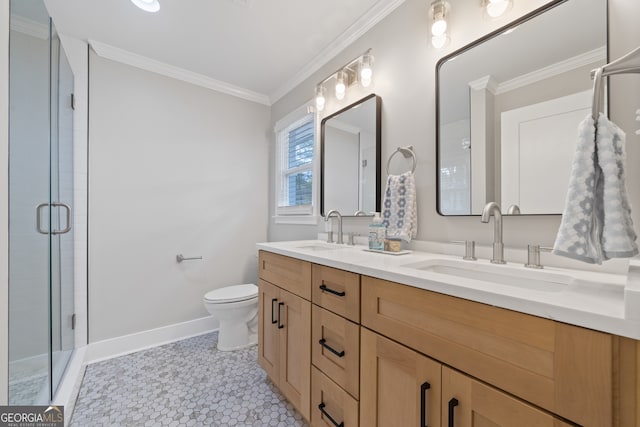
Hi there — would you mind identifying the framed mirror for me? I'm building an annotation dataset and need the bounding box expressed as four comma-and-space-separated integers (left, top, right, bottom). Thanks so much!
321, 94, 381, 217
436, 0, 607, 216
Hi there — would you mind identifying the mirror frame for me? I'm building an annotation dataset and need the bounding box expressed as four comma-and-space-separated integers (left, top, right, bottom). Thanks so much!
435, 0, 607, 216
320, 93, 382, 217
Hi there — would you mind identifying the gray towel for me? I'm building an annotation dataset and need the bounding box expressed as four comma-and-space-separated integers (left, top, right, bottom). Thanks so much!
596, 114, 638, 258
382, 171, 418, 242
553, 113, 638, 263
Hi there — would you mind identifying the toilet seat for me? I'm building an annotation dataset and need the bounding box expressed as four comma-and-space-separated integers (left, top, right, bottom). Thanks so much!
204, 284, 258, 304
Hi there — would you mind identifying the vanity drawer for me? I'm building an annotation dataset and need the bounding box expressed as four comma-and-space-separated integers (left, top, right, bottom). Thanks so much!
312, 305, 360, 399
311, 366, 359, 427
259, 251, 311, 300
312, 264, 360, 322
361, 275, 613, 427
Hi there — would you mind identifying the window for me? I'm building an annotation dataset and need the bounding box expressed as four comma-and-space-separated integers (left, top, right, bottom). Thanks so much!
275, 105, 316, 222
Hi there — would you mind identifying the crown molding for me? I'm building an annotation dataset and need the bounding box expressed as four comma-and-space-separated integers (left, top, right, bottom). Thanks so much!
89, 40, 271, 106
468, 75, 498, 94
10, 15, 48, 40
495, 46, 606, 95
269, 0, 407, 104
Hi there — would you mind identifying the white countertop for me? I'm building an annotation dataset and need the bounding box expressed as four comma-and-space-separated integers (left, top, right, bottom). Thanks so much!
257, 240, 640, 340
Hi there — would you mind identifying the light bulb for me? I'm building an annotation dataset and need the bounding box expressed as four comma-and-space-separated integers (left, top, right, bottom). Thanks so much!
131, 0, 160, 12
360, 54, 373, 87
486, 0, 510, 18
360, 67, 372, 87
431, 18, 447, 36
315, 86, 325, 112
335, 71, 346, 100
431, 34, 449, 49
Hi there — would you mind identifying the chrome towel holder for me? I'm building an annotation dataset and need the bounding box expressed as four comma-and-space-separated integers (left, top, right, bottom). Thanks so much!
176, 254, 203, 263
386, 145, 417, 174
591, 45, 640, 121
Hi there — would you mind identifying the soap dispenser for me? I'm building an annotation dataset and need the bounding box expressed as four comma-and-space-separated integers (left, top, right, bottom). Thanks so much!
368, 213, 386, 250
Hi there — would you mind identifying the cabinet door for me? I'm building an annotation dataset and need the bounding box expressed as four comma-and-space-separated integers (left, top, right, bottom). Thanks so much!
361, 328, 441, 427
441, 367, 573, 427
258, 279, 280, 383
279, 288, 312, 420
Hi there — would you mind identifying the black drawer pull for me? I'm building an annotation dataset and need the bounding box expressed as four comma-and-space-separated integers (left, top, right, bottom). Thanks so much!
277, 302, 284, 329
318, 402, 344, 427
319, 283, 346, 297
319, 338, 345, 357
271, 298, 278, 324
420, 381, 431, 427
448, 398, 459, 427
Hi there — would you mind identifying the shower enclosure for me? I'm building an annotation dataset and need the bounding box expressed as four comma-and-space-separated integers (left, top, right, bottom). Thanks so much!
8, 0, 76, 404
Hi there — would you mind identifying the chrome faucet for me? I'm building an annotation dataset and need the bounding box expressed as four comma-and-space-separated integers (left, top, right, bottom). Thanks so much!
325, 210, 344, 244
481, 202, 505, 264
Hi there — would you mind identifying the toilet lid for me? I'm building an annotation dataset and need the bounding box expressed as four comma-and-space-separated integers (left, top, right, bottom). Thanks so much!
204, 284, 258, 303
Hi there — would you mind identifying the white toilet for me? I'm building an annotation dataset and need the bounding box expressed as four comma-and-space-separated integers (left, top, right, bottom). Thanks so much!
203, 284, 259, 351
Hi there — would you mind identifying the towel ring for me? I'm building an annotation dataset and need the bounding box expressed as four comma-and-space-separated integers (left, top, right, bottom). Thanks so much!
386, 146, 416, 174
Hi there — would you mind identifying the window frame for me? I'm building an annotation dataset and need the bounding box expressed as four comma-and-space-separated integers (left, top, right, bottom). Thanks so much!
273, 102, 318, 224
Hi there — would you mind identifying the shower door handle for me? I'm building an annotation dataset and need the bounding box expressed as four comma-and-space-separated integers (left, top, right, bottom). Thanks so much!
36, 202, 72, 235
51, 203, 72, 235
36, 203, 49, 234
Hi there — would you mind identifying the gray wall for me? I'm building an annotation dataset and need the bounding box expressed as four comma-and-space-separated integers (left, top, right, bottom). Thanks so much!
88, 54, 270, 342
269, 0, 640, 251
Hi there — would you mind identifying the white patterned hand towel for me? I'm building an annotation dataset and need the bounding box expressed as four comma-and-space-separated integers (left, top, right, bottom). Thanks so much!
596, 113, 638, 259
382, 171, 417, 242
553, 113, 638, 263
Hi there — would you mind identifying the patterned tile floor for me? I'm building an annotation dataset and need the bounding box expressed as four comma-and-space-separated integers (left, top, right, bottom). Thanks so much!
8, 374, 47, 405
71, 332, 309, 427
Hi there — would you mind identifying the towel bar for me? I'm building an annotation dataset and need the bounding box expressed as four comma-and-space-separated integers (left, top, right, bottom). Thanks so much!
386, 146, 416, 174
176, 254, 203, 263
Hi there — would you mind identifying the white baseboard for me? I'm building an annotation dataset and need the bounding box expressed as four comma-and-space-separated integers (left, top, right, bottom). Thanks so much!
85, 316, 219, 364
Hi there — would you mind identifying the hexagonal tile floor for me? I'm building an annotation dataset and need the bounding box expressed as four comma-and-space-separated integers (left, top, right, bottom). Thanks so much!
70, 332, 308, 426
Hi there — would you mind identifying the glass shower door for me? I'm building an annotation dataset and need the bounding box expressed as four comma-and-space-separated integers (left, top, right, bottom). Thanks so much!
8, 0, 75, 404
8, 0, 53, 405
49, 27, 75, 397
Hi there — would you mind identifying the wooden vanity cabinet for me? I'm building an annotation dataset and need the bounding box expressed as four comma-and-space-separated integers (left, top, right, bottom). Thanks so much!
258, 250, 640, 426
360, 275, 632, 427
361, 328, 572, 427
311, 264, 361, 427
258, 251, 312, 421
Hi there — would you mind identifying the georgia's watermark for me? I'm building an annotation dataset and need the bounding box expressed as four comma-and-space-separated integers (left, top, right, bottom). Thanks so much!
0, 406, 64, 427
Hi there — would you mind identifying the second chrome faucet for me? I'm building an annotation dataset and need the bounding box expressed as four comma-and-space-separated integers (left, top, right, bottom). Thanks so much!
325, 210, 344, 244
481, 202, 505, 264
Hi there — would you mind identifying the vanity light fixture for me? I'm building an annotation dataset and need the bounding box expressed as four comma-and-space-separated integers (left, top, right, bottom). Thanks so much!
360, 53, 373, 88
313, 49, 374, 111
429, 0, 450, 49
335, 71, 347, 100
130, 0, 160, 13
315, 86, 326, 112
483, 0, 512, 18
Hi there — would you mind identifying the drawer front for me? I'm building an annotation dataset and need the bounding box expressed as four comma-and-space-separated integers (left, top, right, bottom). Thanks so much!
361, 276, 613, 427
312, 305, 360, 399
311, 366, 359, 427
312, 264, 360, 322
259, 250, 311, 300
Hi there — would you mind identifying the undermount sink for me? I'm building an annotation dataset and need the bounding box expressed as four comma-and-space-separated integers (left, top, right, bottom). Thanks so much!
401, 259, 572, 292
295, 243, 347, 252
